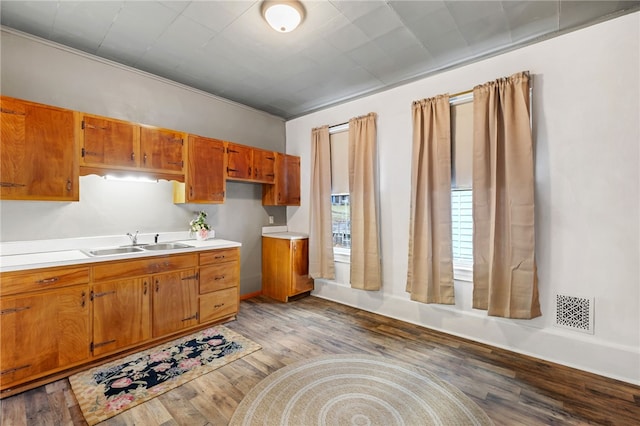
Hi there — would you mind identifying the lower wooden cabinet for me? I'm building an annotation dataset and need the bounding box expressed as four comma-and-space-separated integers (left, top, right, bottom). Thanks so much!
152, 268, 199, 337
0, 247, 240, 397
92, 278, 151, 357
198, 248, 240, 323
200, 287, 238, 323
0, 284, 90, 389
262, 235, 313, 302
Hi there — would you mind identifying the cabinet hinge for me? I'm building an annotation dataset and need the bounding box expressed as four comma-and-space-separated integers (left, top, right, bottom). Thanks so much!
90, 290, 94, 301
81, 120, 85, 130
90, 342, 94, 352
81, 147, 85, 158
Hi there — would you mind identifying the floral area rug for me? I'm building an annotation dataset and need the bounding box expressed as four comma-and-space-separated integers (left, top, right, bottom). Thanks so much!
69, 325, 261, 425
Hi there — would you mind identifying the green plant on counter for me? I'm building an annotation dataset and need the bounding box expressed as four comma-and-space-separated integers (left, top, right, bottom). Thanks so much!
189, 211, 211, 233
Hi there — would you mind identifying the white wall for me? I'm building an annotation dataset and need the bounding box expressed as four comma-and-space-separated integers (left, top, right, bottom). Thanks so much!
285, 13, 640, 384
0, 29, 288, 295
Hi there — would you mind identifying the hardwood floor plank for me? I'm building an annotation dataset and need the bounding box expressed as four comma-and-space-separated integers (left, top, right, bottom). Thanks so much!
0, 390, 26, 426
1, 295, 639, 425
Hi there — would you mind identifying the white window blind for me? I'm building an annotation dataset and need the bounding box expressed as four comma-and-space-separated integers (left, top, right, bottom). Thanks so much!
451, 189, 473, 261
451, 100, 473, 190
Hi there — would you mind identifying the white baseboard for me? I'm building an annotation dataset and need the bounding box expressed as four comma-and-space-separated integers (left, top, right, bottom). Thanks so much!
311, 280, 640, 386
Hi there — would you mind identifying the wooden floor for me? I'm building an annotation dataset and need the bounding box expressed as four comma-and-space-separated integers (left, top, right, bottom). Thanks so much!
2, 295, 639, 425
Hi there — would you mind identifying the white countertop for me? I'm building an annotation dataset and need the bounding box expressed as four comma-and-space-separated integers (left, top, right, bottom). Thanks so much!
0, 232, 241, 273
261, 226, 308, 240
262, 232, 308, 240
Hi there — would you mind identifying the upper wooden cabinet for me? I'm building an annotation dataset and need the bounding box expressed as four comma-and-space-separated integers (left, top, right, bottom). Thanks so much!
139, 126, 185, 174
80, 114, 139, 169
253, 148, 276, 183
226, 143, 277, 183
225, 142, 253, 180
174, 135, 226, 204
263, 153, 301, 206
0, 96, 79, 201
79, 114, 185, 181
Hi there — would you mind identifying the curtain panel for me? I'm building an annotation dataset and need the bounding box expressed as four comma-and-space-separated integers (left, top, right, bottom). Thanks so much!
406, 95, 455, 304
348, 113, 382, 291
472, 71, 541, 319
309, 125, 335, 280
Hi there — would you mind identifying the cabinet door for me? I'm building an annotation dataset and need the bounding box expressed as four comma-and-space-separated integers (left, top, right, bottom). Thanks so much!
291, 239, 313, 295
261, 237, 291, 302
140, 126, 185, 173
226, 143, 252, 180
284, 154, 301, 206
262, 153, 301, 206
92, 278, 151, 356
253, 149, 276, 183
186, 135, 225, 203
152, 269, 199, 337
81, 114, 138, 168
0, 285, 90, 388
0, 96, 78, 201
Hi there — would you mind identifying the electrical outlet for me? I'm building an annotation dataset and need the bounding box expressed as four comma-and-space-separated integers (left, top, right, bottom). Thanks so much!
268, 216, 274, 224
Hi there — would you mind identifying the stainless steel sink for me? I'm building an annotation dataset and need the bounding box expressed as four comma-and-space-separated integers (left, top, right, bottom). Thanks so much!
87, 246, 145, 256
142, 243, 193, 251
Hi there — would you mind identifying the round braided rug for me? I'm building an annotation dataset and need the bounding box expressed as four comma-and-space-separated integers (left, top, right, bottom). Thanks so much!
230, 354, 493, 426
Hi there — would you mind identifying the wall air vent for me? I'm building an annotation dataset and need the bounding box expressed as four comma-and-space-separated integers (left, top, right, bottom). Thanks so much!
555, 294, 594, 334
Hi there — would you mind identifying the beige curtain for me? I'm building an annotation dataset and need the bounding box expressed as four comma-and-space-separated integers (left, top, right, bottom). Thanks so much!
348, 113, 381, 290
406, 95, 455, 304
309, 125, 335, 279
472, 71, 541, 319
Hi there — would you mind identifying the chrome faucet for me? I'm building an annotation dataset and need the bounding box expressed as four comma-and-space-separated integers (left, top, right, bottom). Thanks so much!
126, 230, 139, 245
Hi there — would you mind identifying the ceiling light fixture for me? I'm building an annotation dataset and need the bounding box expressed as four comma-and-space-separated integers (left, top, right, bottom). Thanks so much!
262, 1, 305, 33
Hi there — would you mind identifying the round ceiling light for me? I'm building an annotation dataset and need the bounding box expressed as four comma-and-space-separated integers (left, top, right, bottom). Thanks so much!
262, 1, 305, 33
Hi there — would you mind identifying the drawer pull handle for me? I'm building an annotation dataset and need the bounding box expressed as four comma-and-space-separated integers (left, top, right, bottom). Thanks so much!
1, 306, 30, 315
93, 339, 116, 349
214, 255, 225, 260
1, 364, 31, 376
182, 273, 199, 281
214, 303, 225, 308
182, 312, 198, 322
0, 182, 26, 188
36, 277, 59, 284
214, 275, 226, 281
93, 290, 116, 298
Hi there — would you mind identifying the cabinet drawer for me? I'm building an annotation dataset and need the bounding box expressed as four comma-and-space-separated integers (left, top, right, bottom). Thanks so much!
199, 248, 239, 266
1, 266, 90, 296
199, 287, 238, 323
200, 263, 238, 294
93, 254, 197, 282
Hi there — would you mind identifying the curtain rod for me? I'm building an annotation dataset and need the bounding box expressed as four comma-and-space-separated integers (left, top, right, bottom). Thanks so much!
329, 121, 349, 134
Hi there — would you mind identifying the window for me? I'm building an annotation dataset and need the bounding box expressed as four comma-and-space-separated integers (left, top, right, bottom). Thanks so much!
331, 193, 350, 249
329, 126, 350, 262
451, 96, 474, 281
451, 189, 473, 261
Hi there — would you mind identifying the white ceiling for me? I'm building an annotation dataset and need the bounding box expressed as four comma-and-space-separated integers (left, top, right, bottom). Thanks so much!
1, 1, 638, 119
